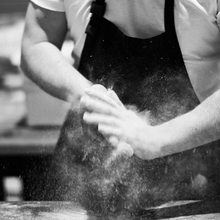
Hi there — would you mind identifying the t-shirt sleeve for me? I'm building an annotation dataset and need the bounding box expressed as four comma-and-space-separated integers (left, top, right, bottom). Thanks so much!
217, 0, 220, 27
31, 0, 65, 12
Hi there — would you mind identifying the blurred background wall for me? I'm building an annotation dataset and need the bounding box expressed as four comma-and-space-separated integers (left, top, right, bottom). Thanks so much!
0, 0, 72, 201
0, 0, 29, 132
0, 0, 29, 202
0, 0, 72, 129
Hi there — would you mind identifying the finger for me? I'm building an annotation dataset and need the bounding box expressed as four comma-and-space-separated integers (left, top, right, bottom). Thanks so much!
117, 141, 134, 157
108, 136, 119, 146
80, 94, 90, 110
90, 84, 108, 93
80, 95, 120, 116
98, 124, 122, 137
85, 88, 121, 109
83, 112, 120, 126
107, 89, 126, 109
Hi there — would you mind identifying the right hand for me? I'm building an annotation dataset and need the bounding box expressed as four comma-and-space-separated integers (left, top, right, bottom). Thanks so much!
80, 84, 134, 157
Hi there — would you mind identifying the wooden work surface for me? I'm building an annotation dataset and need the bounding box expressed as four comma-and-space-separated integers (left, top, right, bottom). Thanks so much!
0, 200, 220, 220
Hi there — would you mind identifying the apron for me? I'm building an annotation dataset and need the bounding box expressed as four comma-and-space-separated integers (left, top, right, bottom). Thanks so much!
42, 0, 220, 217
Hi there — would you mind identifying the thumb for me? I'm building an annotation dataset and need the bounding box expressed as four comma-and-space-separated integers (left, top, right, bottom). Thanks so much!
107, 89, 126, 109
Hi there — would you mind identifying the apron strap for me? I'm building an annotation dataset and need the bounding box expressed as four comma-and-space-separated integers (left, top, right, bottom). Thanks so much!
164, 0, 183, 65
80, 0, 183, 70
85, 0, 106, 36
164, 0, 175, 36
79, 0, 106, 69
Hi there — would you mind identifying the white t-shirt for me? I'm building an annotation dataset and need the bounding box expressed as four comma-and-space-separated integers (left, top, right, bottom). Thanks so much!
31, 0, 220, 102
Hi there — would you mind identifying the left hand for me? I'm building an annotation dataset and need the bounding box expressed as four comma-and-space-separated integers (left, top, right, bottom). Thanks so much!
80, 86, 161, 160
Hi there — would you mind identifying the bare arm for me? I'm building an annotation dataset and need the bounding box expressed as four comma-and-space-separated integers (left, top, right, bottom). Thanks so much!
157, 90, 220, 157
81, 87, 220, 160
21, 2, 92, 105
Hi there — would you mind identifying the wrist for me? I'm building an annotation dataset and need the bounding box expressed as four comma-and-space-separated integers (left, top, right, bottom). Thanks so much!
154, 115, 194, 157
132, 125, 163, 160
153, 124, 173, 157
67, 80, 93, 104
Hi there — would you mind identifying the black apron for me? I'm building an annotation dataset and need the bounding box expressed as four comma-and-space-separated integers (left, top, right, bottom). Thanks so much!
42, 0, 220, 217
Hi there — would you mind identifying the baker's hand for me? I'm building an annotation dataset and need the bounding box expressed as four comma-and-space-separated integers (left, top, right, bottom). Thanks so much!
80, 85, 162, 160
80, 84, 133, 157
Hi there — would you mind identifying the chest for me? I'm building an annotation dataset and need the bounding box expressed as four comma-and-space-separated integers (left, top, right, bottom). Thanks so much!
67, 0, 219, 42
104, 0, 165, 38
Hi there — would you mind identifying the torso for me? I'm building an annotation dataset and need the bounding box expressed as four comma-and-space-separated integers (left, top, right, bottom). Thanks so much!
64, 0, 220, 101
41, 1, 220, 216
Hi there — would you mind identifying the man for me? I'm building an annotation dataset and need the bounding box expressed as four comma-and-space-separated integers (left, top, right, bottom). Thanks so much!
21, 0, 220, 214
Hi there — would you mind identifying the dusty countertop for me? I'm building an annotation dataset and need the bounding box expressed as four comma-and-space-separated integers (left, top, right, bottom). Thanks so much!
0, 200, 220, 220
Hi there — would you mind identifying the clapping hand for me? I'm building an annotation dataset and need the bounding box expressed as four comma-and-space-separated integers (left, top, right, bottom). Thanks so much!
80, 84, 161, 160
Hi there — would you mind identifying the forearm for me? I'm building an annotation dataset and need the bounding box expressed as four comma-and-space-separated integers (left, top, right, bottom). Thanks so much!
80, 86, 220, 160
156, 90, 220, 157
21, 42, 92, 104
